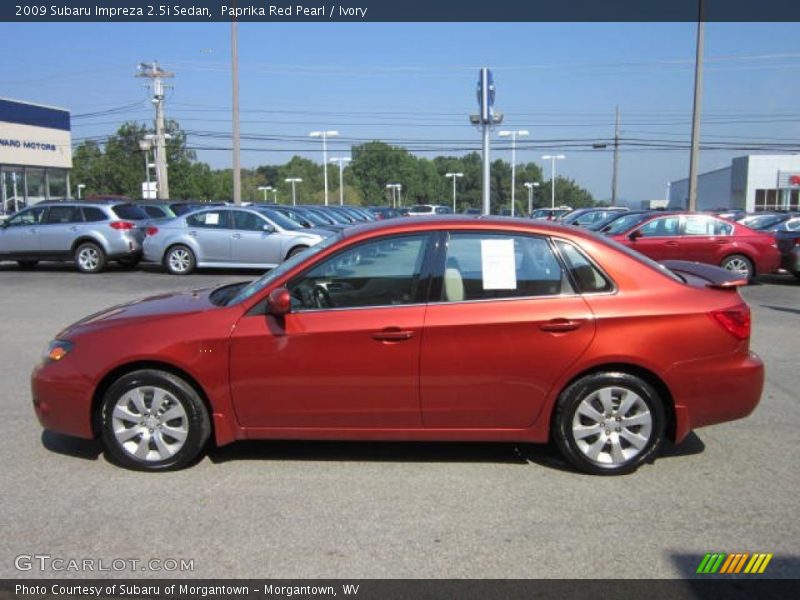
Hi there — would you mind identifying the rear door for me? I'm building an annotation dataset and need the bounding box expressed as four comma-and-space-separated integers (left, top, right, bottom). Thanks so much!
37, 204, 84, 255
680, 214, 734, 264
185, 210, 232, 263
420, 231, 596, 428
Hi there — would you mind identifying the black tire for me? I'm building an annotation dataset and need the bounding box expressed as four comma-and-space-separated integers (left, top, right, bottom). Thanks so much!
286, 245, 309, 259
101, 369, 211, 471
117, 256, 142, 269
17, 260, 39, 269
792, 271, 800, 282
553, 372, 666, 476
720, 254, 754, 281
74, 242, 107, 274
164, 245, 196, 275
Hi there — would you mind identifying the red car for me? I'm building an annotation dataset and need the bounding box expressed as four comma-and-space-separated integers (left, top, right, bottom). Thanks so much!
607, 212, 780, 280
32, 217, 764, 475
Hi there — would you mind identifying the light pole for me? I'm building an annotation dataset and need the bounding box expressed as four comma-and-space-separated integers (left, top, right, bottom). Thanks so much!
309, 130, 339, 205
329, 157, 351, 205
257, 186, 272, 203
445, 172, 464, 212
523, 181, 540, 216
271, 188, 278, 203
285, 178, 302, 206
138, 139, 152, 199
499, 130, 529, 216
541, 154, 566, 209
76, 184, 86, 200
386, 183, 402, 207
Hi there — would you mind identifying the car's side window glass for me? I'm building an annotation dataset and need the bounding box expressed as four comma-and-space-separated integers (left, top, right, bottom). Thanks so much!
441, 232, 565, 302
233, 211, 268, 232
637, 216, 680, 237
683, 215, 732, 236
143, 206, 165, 218
82, 207, 107, 222
7, 207, 46, 227
555, 240, 612, 293
45, 205, 83, 224
288, 234, 429, 310
186, 211, 230, 229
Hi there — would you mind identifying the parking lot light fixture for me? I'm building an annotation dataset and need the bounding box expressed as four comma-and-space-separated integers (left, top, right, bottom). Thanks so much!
523, 181, 540, 216
330, 157, 352, 205
76, 184, 86, 199
285, 178, 302, 206
445, 172, 464, 212
541, 154, 565, 209
257, 186, 272, 203
309, 131, 340, 206
499, 130, 529, 216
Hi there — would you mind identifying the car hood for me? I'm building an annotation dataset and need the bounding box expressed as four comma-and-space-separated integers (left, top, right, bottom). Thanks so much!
58, 287, 218, 338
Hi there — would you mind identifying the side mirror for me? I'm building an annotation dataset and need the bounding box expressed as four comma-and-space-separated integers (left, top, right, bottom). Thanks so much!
263, 224, 276, 233
267, 287, 292, 316
628, 229, 642, 241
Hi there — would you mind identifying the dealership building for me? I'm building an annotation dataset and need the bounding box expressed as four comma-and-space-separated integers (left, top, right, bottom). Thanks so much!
0, 97, 72, 213
668, 154, 800, 212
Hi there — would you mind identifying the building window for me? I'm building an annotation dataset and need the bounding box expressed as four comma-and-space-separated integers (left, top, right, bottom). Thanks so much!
754, 189, 781, 212
25, 168, 47, 204
47, 168, 68, 200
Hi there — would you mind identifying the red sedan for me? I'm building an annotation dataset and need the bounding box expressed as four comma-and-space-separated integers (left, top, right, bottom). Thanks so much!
32, 217, 763, 475
606, 212, 780, 280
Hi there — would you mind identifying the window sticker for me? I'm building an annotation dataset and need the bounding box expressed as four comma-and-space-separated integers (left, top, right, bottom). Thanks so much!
480, 238, 517, 290
205, 213, 220, 225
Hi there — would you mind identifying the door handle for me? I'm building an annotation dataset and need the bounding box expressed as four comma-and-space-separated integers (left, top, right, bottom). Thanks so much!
372, 328, 414, 342
29, 228, 37, 234
232, 233, 242, 239
540, 319, 581, 333
665, 241, 679, 247
188, 231, 197, 237
69, 226, 81, 232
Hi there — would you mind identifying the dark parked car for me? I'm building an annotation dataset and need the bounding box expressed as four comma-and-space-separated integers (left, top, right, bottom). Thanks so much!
775, 226, 800, 280
34, 216, 763, 475
561, 207, 629, 228
369, 206, 399, 220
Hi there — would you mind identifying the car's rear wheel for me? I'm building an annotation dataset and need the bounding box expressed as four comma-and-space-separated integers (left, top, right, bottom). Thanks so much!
553, 372, 665, 475
286, 245, 308, 259
75, 242, 106, 274
720, 254, 754, 280
165, 245, 196, 275
17, 260, 38, 269
101, 370, 211, 471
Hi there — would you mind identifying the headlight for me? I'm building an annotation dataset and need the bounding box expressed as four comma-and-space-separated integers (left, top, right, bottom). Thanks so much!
42, 340, 74, 364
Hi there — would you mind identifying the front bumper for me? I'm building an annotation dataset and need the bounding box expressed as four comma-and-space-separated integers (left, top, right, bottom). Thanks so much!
31, 360, 96, 440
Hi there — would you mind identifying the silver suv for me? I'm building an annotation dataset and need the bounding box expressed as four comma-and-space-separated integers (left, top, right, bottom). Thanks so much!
0, 201, 149, 273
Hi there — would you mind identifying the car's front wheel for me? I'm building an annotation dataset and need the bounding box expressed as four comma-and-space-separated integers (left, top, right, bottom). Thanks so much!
101, 369, 211, 471
721, 254, 754, 280
553, 372, 665, 475
165, 245, 196, 275
75, 242, 106, 274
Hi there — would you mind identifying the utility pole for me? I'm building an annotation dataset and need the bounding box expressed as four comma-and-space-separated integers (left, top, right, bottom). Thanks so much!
136, 61, 173, 199
688, 0, 705, 212
612, 106, 620, 206
231, 21, 242, 205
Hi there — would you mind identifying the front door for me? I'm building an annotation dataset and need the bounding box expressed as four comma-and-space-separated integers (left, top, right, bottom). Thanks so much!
230, 210, 283, 266
0, 206, 47, 256
625, 215, 682, 262
229, 233, 431, 428
420, 231, 596, 428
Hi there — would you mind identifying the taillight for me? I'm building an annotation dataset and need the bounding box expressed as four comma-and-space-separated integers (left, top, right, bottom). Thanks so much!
109, 221, 135, 230
794, 238, 800, 246
145, 226, 159, 236
710, 306, 751, 341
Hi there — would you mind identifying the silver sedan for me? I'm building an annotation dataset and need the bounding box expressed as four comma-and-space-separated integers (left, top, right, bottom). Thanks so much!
143, 206, 332, 274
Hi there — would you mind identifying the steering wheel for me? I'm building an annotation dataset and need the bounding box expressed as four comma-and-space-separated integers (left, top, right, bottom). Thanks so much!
311, 283, 333, 308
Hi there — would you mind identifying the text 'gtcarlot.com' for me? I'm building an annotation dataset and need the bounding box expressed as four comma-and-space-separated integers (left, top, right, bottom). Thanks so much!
14, 554, 194, 572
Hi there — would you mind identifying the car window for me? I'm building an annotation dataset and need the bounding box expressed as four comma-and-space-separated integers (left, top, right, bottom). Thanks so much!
410, 205, 433, 213
82, 207, 107, 222
637, 216, 681, 237
288, 234, 429, 310
6, 206, 47, 227
45, 205, 83, 224
441, 232, 566, 302
233, 210, 267, 231
142, 206, 167, 218
555, 240, 613, 293
256, 208, 302, 230
683, 215, 733, 236
783, 218, 800, 232
186, 210, 231, 229
111, 204, 149, 220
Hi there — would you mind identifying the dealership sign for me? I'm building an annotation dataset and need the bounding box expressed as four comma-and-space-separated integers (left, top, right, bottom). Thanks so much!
777, 171, 800, 188
0, 98, 72, 169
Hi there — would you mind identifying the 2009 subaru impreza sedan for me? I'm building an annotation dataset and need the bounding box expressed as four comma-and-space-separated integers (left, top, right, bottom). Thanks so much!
32, 217, 764, 475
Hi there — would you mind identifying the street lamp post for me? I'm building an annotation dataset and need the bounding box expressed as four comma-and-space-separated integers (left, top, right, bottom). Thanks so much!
309, 131, 339, 205
329, 157, 351, 206
523, 181, 540, 216
257, 186, 272, 203
285, 178, 302, 206
498, 130, 529, 216
76, 184, 86, 200
445, 172, 464, 212
541, 154, 565, 209
385, 183, 402, 207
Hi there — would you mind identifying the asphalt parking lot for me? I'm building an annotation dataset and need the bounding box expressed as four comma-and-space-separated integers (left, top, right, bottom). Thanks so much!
0, 263, 798, 579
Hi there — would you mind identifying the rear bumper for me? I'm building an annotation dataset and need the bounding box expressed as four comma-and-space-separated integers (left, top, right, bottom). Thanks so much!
668, 351, 764, 443
780, 248, 800, 274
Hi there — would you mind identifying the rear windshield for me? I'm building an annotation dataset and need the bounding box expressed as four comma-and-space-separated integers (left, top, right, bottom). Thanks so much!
112, 204, 149, 220
410, 205, 433, 213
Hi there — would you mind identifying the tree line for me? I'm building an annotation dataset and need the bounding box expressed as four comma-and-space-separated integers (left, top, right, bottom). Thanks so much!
72, 121, 597, 213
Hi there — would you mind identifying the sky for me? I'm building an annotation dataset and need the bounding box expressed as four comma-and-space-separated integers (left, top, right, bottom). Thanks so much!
1, 21, 799, 203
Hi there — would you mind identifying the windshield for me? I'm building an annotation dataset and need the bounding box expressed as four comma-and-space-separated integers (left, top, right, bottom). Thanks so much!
410, 205, 432, 213
742, 214, 785, 230
296, 208, 329, 226
254, 207, 303, 230
226, 232, 343, 305
604, 212, 654, 235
